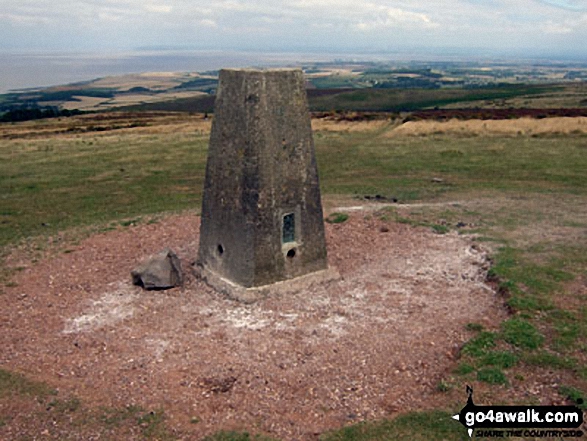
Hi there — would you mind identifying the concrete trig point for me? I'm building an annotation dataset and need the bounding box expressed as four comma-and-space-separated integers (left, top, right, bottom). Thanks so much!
195, 68, 337, 302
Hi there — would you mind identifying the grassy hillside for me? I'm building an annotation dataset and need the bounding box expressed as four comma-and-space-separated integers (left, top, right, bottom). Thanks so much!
117, 84, 560, 114
1, 114, 586, 439
308, 84, 556, 112
2, 114, 586, 246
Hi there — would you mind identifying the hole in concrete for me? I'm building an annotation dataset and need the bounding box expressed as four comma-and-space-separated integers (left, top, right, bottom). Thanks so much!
287, 248, 296, 259
217, 244, 224, 256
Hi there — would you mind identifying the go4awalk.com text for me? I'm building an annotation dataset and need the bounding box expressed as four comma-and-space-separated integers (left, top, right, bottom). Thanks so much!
452, 386, 585, 438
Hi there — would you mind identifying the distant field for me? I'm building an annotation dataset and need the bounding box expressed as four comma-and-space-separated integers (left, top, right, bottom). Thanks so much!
117, 84, 576, 115
442, 82, 587, 109
2, 61, 586, 116
0, 72, 218, 114
308, 84, 560, 112
87, 72, 195, 91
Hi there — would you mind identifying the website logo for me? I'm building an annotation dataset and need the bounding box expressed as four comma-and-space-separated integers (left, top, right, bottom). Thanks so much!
452, 386, 585, 438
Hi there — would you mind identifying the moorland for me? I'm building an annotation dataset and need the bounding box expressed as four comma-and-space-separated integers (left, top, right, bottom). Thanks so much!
1, 62, 587, 440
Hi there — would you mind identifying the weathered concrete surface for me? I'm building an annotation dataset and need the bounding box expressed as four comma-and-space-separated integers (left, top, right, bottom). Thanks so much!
196, 68, 329, 296
131, 248, 183, 290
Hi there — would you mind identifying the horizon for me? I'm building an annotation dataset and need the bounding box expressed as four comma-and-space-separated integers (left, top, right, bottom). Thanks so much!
1, 47, 586, 94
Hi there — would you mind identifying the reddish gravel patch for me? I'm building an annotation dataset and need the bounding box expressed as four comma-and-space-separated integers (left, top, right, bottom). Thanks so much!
0, 213, 505, 440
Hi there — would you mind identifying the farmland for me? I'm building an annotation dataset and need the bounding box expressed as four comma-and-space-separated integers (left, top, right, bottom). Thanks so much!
2, 59, 587, 116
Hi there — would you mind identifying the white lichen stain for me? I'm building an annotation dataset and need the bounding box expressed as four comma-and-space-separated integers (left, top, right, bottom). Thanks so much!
63, 282, 137, 334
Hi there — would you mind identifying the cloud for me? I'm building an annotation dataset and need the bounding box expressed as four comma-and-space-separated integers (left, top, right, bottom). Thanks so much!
543, 22, 573, 33
535, 0, 586, 11
541, 12, 587, 34
98, 12, 123, 22
145, 4, 173, 13
354, 5, 437, 31
0, 0, 585, 54
199, 19, 218, 28
0, 12, 51, 25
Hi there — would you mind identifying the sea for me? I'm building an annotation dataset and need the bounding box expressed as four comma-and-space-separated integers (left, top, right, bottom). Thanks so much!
0, 49, 387, 94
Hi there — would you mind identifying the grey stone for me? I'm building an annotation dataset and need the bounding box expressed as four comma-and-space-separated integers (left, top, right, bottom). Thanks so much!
131, 248, 183, 290
196, 68, 329, 296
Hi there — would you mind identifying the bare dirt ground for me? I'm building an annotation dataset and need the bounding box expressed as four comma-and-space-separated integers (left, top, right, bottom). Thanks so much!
0, 211, 506, 439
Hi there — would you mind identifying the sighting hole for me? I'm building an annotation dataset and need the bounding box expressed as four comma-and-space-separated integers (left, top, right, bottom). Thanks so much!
282, 212, 295, 243
217, 244, 224, 256
287, 248, 296, 259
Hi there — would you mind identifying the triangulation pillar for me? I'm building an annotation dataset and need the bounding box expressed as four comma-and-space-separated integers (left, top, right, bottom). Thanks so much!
195, 68, 335, 302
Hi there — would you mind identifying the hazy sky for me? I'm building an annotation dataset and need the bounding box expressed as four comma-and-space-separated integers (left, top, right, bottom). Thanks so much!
1, 0, 586, 58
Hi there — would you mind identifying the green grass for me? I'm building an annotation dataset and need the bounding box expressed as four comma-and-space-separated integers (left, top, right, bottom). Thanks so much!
315, 131, 587, 201
454, 363, 475, 376
0, 131, 208, 246
559, 386, 587, 410
325, 212, 349, 223
479, 351, 519, 369
98, 405, 177, 439
488, 246, 576, 313
522, 351, 577, 370
0, 368, 56, 399
99, 404, 145, 427
501, 318, 544, 350
461, 332, 497, 357
2, 127, 587, 248
431, 224, 449, 234
320, 410, 468, 441
465, 323, 484, 332
477, 367, 509, 385
47, 397, 82, 413
137, 409, 173, 439
204, 431, 275, 441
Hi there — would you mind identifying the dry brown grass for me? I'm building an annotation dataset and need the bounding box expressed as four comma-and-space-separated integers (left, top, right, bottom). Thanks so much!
311, 119, 390, 132
0, 112, 212, 139
4, 111, 586, 141
386, 116, 587, 137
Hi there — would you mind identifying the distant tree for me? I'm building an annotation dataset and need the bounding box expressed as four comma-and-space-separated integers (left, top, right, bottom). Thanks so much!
0, 106, 83, 123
